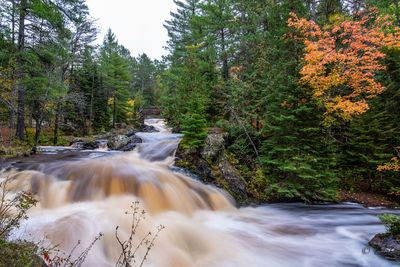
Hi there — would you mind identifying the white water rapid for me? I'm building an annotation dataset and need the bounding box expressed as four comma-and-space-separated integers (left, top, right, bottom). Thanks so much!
1, 119, 399, 267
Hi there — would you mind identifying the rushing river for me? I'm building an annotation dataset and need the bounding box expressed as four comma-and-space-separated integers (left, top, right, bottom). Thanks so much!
1, 119, 399, 267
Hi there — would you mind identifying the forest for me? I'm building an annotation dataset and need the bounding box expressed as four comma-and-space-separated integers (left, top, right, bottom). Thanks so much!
1, 0, 400, 204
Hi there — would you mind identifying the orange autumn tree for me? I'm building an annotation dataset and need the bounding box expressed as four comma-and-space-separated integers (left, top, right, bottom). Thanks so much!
378, 146, 400, 172
288, 8, 400, 126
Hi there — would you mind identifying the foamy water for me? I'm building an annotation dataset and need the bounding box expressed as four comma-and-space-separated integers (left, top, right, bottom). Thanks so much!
2, 119, 399, 266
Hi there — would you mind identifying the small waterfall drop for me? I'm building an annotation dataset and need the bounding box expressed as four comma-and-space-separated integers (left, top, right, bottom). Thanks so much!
1, 119, 398, 267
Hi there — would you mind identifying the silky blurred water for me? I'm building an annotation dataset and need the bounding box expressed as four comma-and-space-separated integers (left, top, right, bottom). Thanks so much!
2, 119, 399, 267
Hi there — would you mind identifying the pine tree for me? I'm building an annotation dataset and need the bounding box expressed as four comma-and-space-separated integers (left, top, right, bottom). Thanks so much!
132, 53, 156, 106
100, 29, 132, 128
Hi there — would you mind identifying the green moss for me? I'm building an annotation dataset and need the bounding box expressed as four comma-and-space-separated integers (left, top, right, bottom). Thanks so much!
174, 159, 192, 170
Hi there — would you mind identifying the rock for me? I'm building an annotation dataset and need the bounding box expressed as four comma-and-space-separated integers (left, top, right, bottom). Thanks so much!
121, 143, 138, 151
126, 128, 137, 137
141, 125, 159, 133
81, 141, 102, 150
108, 135, 130, 150
120, 136, 143, 151
218, 153, 247, 199
175, 131, 248, 203
68, 136, 100, 146
369, 233, 400, 261
71, 140, 100, 149
130, 136, 143, 144
201, 132, 226, 160
175, 146, 217, 181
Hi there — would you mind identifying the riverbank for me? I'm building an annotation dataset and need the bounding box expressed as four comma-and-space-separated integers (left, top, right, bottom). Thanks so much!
338, 191, 399, 208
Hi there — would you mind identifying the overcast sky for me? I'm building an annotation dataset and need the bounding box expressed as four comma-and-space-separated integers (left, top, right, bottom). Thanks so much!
86, 0, 176, 60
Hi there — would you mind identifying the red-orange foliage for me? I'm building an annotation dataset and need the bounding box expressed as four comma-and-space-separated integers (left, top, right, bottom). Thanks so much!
378, 146, 400, 172
288, 8, 400, 126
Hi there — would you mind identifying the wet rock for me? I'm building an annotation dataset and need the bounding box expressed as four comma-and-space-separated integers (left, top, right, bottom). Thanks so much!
141, 125, 159, 133
120, 143, 138, 151
81, 141, 101, 150
120, 136, 142, 151
66, 136, 92, 144
130, 136, 143, 144
175, 146, 215, 181
175, 131, 248, 203
369, 234, 400, 261
218, 153, 247, 198
108, 135, 130, 150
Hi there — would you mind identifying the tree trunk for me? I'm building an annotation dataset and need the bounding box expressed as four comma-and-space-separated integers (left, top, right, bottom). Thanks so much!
395, 0, 400, 27
16, 0, 27, 142
88, 70, 95, 134
11, 0, 15, 43
113, 95, 116, 128
311, 0, 317, 22
10, 108, 15, 132
53, 102, 60, 145
33, 83, 50, 152
221, 28, 229, 81
33, 118, 42, 153
16, 88, 25, 141
29, 103, 33, 127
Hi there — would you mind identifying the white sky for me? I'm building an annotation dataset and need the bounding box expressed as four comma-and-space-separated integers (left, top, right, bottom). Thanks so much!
86, 0, 176, 60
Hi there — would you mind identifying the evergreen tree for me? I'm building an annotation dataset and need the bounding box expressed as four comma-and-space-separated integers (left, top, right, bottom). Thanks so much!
99, 29, 132, 128
132, 53, 156, 106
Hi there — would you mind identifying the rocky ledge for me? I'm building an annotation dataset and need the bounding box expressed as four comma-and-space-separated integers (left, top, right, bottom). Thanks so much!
68, 124, 147, 151
369, 234, 400, 261
175, 129, 248, 204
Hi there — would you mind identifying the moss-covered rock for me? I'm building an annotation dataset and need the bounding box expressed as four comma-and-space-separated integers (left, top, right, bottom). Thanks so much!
175, 131, 248, 203
108, 135, 130, 150
369, 233, 400, 261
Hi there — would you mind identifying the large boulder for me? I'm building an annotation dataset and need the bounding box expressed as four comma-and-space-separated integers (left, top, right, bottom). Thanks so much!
108, 135, 130, 150
175, 147, 215, 182
175, 130, 248, 203
120, 136, 143, 151
369, 234, 400, 261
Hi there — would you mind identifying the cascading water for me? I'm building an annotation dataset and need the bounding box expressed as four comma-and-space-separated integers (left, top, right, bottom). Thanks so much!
1, 119, 399, 267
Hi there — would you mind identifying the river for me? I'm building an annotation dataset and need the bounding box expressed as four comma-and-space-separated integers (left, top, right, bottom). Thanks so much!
0, 119, 399, 267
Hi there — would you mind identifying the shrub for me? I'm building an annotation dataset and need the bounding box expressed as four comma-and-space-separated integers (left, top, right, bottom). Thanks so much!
115, 201, 164, 267
0, 178, 42, 266
378, 214, 400, 238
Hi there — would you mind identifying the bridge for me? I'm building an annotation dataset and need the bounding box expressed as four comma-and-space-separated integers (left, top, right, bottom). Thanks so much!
138, 107, 161, 123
